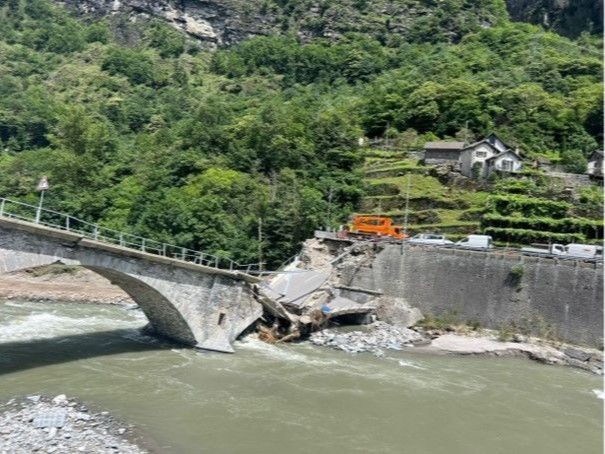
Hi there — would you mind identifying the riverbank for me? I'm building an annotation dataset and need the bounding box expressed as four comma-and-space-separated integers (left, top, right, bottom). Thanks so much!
0, 395, 147, 454
309, 322, 604, 375
2, 264, 602, 375
0, 266, 132, 306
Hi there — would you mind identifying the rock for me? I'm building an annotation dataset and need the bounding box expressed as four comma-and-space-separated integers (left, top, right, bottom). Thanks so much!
563, 347, 591, 362
27, 395, 41, 403
51, 395, 68, 406
512, 333, 527, 343
76, 413, 91, 421
374, 296, 425, 327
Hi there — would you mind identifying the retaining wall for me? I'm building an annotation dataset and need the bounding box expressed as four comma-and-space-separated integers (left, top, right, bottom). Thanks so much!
339, 244, 603, 347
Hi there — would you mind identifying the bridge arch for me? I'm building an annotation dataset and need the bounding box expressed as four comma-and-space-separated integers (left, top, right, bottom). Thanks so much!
0, 253, 197, 346
0, 220, 262, 352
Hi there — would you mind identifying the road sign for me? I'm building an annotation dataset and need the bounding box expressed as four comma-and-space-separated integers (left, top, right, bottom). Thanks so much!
36, 176, 49, 191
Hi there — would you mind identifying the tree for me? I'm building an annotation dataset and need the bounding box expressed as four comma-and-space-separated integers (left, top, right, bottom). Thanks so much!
561, 149, 588, 174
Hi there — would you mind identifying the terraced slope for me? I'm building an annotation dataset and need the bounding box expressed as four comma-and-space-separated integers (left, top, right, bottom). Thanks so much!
358, 150, 489, 241
357, 149, 604, 245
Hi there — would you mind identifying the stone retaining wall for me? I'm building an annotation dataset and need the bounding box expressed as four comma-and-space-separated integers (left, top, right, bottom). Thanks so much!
339, 244, 603, 347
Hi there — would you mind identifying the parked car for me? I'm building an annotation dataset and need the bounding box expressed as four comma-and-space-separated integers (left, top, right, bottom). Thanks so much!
408, 233, 454, 246
455, 235, 493, 249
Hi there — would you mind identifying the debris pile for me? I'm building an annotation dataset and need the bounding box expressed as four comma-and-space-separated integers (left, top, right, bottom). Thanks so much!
309, 322, 427, 354
0, 395, 146, 454
253, 238, 390, 343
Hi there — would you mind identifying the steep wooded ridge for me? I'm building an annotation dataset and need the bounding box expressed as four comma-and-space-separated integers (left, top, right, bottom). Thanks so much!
0, 0, 602, 266
56, 0, 509, 48
56, 0, 602, 47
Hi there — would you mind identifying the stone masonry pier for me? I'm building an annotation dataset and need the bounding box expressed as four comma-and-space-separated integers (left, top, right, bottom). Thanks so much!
0, 217, 262, 353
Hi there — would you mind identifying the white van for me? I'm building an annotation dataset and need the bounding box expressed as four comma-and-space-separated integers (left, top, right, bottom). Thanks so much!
455, 235, 493, 249
565, 244, 599, 259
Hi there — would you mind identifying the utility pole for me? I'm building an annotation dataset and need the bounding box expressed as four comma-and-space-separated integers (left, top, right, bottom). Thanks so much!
385, 121, 390, 150
401, 173, 411, 254
326, 187, 333, 230
464, 120, 470, 146
403, 173, 411, 236
257, 217, 263, 272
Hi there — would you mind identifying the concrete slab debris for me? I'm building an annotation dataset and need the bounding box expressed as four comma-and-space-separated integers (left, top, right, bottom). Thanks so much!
33, 409, 67, 428
267, 270, 329, 308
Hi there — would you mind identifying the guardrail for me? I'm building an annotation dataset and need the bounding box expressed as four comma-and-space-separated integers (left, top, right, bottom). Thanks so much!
314, 231, 603, 263
0, 197, 262, 273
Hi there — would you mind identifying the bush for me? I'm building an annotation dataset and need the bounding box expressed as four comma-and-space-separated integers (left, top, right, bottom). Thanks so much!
483, 227, 586, 244
508, 263, 525, 287
101, 48, 155, 85
561, 149, 588, 174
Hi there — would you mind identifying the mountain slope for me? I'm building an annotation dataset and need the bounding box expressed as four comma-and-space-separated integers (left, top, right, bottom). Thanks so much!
0, 0, 601, 265
56, 0, 509, 48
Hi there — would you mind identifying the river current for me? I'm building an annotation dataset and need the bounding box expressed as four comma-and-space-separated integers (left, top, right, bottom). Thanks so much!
0, 300, 602, 454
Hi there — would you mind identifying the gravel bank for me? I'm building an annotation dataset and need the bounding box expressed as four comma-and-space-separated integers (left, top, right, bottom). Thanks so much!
310, 322, 603, 375
0, 266, 132, 306
0, 395, 147, 454
309, 321, 427, 354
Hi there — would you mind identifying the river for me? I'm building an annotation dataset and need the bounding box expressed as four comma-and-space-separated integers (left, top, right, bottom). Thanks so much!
0, 300, 602, 454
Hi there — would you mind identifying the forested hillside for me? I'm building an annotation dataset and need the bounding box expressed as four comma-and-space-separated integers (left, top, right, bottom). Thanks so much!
0, 0, 602, 265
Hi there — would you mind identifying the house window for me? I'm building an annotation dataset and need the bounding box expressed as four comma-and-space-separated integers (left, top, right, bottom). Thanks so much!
476, 151, 488, 158
501, 159, 513, 171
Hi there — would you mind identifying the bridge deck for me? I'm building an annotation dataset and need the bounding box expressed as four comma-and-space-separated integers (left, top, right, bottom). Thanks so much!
0, 217, 260, 283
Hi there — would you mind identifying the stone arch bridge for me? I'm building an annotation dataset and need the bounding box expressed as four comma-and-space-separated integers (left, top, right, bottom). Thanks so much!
0, 217, 263, 353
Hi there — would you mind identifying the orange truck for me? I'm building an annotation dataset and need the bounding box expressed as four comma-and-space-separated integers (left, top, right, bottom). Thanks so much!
345, 215, 408, 240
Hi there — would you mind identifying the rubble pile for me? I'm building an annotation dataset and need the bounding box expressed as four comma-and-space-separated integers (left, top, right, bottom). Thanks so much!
255, 238, 384, 342
309, 321, 427, 354
0, 395, 146, 454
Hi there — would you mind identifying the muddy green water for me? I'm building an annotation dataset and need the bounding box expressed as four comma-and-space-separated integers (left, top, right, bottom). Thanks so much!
0, 300, 602, 454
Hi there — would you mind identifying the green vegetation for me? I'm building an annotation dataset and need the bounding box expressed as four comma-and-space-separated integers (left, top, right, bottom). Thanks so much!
508, 263, 525, 287
0, 0, 601, 265
416, 311, 461, 331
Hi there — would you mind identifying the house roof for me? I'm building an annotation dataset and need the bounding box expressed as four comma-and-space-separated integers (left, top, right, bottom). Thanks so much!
485, 150, 522, 162
485, 132, 513, 150
588, 150, 604, 161
461, 133, 513, 153
460, 140, 500, 154
424, 141, 465, 150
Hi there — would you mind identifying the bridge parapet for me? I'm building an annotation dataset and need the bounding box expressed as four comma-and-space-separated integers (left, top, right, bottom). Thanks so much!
0, 197, 260, 275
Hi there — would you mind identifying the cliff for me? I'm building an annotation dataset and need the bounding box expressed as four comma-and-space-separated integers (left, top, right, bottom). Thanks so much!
56, 0, 509, 49
506, 0, 603, 37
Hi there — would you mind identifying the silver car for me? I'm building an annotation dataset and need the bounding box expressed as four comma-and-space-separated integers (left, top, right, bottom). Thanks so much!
408, 233, 454, 246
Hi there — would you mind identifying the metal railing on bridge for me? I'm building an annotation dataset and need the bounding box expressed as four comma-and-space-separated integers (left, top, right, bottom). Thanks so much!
0, 197, 261, 274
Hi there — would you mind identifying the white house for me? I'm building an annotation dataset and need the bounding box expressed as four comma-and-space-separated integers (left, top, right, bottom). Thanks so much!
587, 150, 603, 177
459, 141, 500, 176
484, 150, 523, 174
459, 133, 522, 178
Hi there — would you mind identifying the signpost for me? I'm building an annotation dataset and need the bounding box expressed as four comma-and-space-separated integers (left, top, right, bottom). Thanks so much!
35, 176, 49, 224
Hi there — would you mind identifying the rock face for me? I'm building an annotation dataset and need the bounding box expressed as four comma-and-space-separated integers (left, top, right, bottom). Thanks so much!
54, 0, 508, 49
506, 0, 603, 37
57, 0, 276, 49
